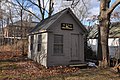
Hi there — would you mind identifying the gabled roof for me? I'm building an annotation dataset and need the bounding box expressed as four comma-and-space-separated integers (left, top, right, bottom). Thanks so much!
88, 22, 120, 38
7, 20, 38, 28
30, 8, 87, 33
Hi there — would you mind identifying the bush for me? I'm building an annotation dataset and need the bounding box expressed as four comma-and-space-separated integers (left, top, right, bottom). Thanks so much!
0, 39, 28, 56
85, 46, 97, 60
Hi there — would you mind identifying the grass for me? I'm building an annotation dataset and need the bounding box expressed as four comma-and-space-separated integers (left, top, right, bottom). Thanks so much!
0, 56, 120, 80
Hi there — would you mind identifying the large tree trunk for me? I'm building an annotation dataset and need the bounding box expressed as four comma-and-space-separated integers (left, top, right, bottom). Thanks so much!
98, 0, 120, 68
98, 17, 110, 68
98, 0, 110, 68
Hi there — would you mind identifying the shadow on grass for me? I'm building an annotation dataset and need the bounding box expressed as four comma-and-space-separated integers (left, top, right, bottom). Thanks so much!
36, 73, 74, 80
0, 64, 23, 70
0, 56, 31, 70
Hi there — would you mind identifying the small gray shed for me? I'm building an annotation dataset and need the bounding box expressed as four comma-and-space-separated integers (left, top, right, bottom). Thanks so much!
28, 8, 87, 67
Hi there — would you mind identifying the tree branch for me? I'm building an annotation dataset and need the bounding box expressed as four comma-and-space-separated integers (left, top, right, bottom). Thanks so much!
16, 0, 41, 21
22, 8, 41, 21
107, 0, 120, 14
81, 0, 88, 15
37, 0, 43, 16
27, 0, 39, 8
71, 0, 80, 8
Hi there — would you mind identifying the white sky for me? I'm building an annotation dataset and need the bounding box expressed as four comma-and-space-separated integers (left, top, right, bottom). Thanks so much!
53, 0, 100, 15
89, 0, 100, 16
1, 0, 119, 24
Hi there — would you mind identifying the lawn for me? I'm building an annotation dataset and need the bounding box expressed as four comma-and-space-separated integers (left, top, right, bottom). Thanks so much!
0, 52, 120, 80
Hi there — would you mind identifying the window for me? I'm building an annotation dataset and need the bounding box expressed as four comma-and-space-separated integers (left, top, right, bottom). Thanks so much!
54, 35, 63, 55
37, 35, 42, 52
30, 35, 34, 50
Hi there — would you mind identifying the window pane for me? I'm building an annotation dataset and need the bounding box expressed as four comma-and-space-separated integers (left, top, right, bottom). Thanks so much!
37, 44, 41, 51
30, 35, 34, 50
59, 45, 63, 53
38, 35, 41, 43
54, 45, 63, 54
31, 35, 34, 43
38, 35, 42, 52
54, 35, 63, 54
54, 45, 59, 53
54, 35, 63, 43
30, 44, 33, 50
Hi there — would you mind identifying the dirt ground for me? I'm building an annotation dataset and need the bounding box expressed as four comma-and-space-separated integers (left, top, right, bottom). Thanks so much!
0, 52, 120, 80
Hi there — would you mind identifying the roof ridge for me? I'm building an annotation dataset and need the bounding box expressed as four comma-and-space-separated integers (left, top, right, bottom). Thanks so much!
43, 8, 70, 21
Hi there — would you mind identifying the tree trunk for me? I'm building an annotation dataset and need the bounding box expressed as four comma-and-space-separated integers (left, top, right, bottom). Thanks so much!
48, 0, 54, 17
98, 0, 120, 68
98, 18, 110, 68
98, 0, 111, 68
98, 8, 111, 67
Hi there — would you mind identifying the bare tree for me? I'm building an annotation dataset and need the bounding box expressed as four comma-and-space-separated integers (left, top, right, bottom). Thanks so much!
71, 0, 90, 21
0, 0, 7, 46
97, 0, 120, 68
8, 0, 54, 21
0, 0, 31, 54
58, 0, 90, 21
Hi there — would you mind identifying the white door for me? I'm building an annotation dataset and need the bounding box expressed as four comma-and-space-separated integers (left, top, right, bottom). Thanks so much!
71, 34, 79, 60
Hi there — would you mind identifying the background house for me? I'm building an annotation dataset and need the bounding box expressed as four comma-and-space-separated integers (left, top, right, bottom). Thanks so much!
88, 22, 120, 59
28, 8, 87, 67
3, 20, 38, 44
4, 20, 38, 39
